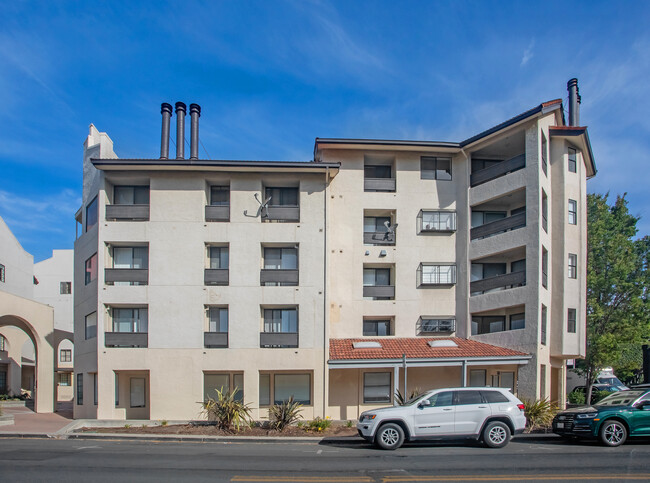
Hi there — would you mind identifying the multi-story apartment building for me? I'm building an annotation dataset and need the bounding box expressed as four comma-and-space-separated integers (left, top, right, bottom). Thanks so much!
73, 80, 594, 420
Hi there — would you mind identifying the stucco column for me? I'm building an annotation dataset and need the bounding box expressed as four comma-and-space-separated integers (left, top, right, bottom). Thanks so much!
33, 332, 54, 413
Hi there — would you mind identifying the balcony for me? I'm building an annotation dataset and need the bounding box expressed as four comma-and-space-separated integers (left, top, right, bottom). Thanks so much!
363, 285, 396, 298
260, 269, 299, 285
364, 178, 396, 192
205, 205, 230, 222
363, 232, 395, 246
260, 332, 299, 348
470, 270, 526, 294
104, 268, 148, 284
104, 332, 148, 348
204, 332, 228, 348
204, 269, 229, 286
105, 204, 150, 221
470, 212, 526, 240
265, 206, 300, 222
470, 154, 525, 187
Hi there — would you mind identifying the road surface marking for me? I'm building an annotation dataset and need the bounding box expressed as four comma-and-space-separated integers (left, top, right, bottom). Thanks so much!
232, 477, 373, 482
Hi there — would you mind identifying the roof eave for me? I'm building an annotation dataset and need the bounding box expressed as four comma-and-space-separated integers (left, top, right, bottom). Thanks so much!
549, 127, 597, 178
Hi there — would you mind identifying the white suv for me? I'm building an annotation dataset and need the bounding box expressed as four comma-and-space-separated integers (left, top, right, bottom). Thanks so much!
357, 387, 526, 450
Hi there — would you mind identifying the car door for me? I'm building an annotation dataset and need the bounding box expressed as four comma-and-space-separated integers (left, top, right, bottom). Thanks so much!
412, 390, 455, 436
630, 392, 650, 435
454, 390, 492, 435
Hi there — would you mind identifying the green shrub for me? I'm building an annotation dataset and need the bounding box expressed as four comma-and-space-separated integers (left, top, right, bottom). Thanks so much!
346, 420, 353, 428
395, 388, 422, 406
568, 390, 586, 405
306, 417, 332, 432
124, 424, 132, 429
268, 396, 303, 431
521, 398, 557, 432
160, 420, 168, 426
201, 387, 252, 432
591, 390, 610, 404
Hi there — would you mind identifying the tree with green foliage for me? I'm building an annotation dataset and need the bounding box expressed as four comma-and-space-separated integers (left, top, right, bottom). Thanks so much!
585, 193, 650, 403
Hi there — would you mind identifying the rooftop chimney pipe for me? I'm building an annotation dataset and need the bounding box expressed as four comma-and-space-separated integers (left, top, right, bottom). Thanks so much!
189, 103, 201, 160
160, 103, 172, 159
175, 102, 187, 159
568, 78, 579, 126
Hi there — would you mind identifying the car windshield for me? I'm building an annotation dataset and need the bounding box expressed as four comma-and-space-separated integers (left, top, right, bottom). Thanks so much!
599, 377, 625, 387
595, 390, 645, 406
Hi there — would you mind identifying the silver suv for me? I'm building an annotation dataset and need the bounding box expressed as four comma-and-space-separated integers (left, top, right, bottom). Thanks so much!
357, 387, 526, 450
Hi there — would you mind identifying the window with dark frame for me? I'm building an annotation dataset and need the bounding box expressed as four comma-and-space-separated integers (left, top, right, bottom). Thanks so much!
363, 372, 391, 403
58, 373, 71, 386
510, 313, 525, 330
112, 308, 148, 333
210, 186, 230, 206
85, 253, 97, 285
541, 305, 548, 345
568, 147, 577, 173
568, 253, 578, 279
568, 199, 577, 225
76, 373, 83, 405
567, 308, 577, 333
541, 191, 548, 233
114, 186, 149, 205
265, 187, 298, 207
60, 281, 72, 294
0, 263, 5, 283
418, 318, 455, 334
209, 246, 229, 269
85, 312, 97, 340
263, 308, 298, 333
85, 197, 98, 232
363, 319, 391, 336
542, 247, 548, 289
208, 307, 228, 333
60, 349, 72, 362
541, 132, 548, 176
420, 156, 452, 180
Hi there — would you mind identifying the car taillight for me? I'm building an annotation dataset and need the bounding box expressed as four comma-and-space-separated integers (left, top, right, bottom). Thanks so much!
517, 404, 525, 411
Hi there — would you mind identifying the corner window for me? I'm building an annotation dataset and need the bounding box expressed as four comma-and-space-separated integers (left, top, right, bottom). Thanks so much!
567, 308, 577, 333
85, 197, 98, 232
85, 312, 97, 340
568, 199, 577, 225
568, 147, 577, 173
568, 253, 578, 279
421, 156, 452, 180
85, 253, 98, 285
60, 281, 72, 294
363, 372, 391, 403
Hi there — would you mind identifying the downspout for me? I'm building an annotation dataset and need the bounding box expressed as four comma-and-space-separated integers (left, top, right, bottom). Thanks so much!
323, 166, 329, 418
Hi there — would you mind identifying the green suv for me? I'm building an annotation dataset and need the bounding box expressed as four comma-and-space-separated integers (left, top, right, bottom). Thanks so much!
553, 389, 650, 446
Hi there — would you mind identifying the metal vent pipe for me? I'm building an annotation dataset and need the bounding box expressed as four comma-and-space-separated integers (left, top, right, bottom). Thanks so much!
567, 78, 579, 126
189, 103, 201, 160
160, 103, 172, 159
175, 102, 187, 159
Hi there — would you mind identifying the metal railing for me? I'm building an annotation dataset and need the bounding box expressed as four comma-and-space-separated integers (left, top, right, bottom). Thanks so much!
105, 204, 150, 221
470, 270, 526, 294
104, 268, 148, 284
204, 269, 229, 285
364, 178, 396, 192
205, 205, 230, 222
104, 332, 148, 348
363, 285, 396, 298
260, 269, 299, 285
204, 332, 228, 348
260, 332, 299, 348
470, 154, 525, 187
470, 212, 526, 240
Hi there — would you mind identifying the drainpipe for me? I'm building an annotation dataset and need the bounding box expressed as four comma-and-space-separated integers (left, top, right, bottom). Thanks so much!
323, 166, 329, 419
461, 360, 467, 387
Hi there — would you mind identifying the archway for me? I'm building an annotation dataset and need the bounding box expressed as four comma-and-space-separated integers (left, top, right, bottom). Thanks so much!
0, 290, 55, 413
55, 334, 74, 404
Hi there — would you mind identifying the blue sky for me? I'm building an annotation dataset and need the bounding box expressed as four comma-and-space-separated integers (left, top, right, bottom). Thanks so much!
1, 0, 649, 261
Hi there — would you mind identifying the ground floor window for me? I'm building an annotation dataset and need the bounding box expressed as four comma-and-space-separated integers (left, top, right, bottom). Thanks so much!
76, 373, 83, 405
58, 373, 71, 386
469, 369, 486, 387
130, 377, 146, 408
204, 372, 243, 402
259, 372, 311, 406
0, 370, 6, 392
93, 373, 98, 405
363, 372, 391, 403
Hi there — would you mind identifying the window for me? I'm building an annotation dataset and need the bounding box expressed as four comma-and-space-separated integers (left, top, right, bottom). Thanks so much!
262, 247, 298, 286
540, 365, 547, 399
568, 199, 577, 225
469, 370, 486, 387
363, 372, 391, 403
204, 373, 243, 402
0, 371, 5, 393
541, 191, 548, 233
85, 312, 97, 340
113, 247, 148, 269
209, 246, 229, 269
510, 313, 525, 330
567, 308, 577, 333
364, 216, 391, 234
426, 391, 454, 407
265, 187, 298, 207
0, 334, 6, 351
114, 186, 149, 205
482, 390, 509, 403
363, 216, 395, 244
471, 159, 502, 172
60, 349, 72, 362
471, 316, 506, 335
363, 268, 390, 286
210, 186, 230, 206
456, 390, 483, 405
568, 253, 578, 279
542, 247, 548, 289
112, 308, 148, 333
260, 373, 311, 405
568, 147, 577, 173
363, 319, 391, 336
208, 307, 228, 333
60, 281, 72, 294
263, 308, 298, 333
541, 305, 547, 345
418, 211, 457, 232
76, 373, 83, 405
94, 373, 98, 405
85, 197, 98, 232
418, 318, 455, 334
418, 264, 457, 285
421, 156, 452, 180
58, 373, 71, 386
0, 263, 4, 282
130, 377, 146, 408
541, 132, 548, 176
364, 165, 392, 179
85, 253, 97, 285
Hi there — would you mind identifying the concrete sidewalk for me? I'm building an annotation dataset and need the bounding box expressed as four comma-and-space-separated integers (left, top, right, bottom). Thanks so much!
0, 402, 73, 437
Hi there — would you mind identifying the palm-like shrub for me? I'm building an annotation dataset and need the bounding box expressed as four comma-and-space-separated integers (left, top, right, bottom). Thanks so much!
395, 388, 422, 406
268, 396, 303, 431
521, 398, 557, 432
201, 387, 252, 432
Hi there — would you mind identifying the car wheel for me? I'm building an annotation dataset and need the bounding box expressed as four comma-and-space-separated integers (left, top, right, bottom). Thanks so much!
482, 421, 511, 448
599, 420, 627, 447
375, 423, 405, 450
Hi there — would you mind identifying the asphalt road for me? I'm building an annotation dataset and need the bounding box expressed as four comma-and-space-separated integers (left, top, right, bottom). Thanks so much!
1, 436, 650, 482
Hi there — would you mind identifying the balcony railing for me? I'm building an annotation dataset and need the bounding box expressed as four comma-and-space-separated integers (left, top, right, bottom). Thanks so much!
470, 154, 525, 187
105, 204, 150, 221
364, 178, 396, 192
266, 206, 300, 222
204, 332, 228, 348
260, 332, 299, 348
260, 269, 299, 285
104, 332, 148, 348
204, 269, 229, 286
205, 205, 230, 222
470, 270, 526, 294
104, 268, 148, 284
363, 285, 396, 299
470, 212, 526, 240
363, 232, 395, 246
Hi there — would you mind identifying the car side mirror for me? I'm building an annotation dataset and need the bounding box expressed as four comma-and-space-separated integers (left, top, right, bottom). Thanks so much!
635, 401, 649, 410
418, 399, 431, 408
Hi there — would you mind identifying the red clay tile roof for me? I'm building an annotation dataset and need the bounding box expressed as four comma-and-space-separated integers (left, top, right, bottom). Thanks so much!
330, 338, 528, 361
542, 99, 562, 107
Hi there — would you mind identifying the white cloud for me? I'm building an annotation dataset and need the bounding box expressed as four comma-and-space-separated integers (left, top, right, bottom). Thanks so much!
521, 39, 535, 67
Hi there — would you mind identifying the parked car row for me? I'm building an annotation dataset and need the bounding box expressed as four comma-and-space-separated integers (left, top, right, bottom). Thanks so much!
357, 386, 650, 450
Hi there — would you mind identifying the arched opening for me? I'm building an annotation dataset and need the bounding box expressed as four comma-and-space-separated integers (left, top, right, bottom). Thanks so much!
56, 338, 74, 406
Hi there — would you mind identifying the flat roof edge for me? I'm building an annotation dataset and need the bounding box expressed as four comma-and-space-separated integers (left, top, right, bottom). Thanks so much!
91, 159, 340, 170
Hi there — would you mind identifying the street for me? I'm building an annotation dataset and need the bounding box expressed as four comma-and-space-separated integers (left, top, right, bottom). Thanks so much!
1, 436, 650, 482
